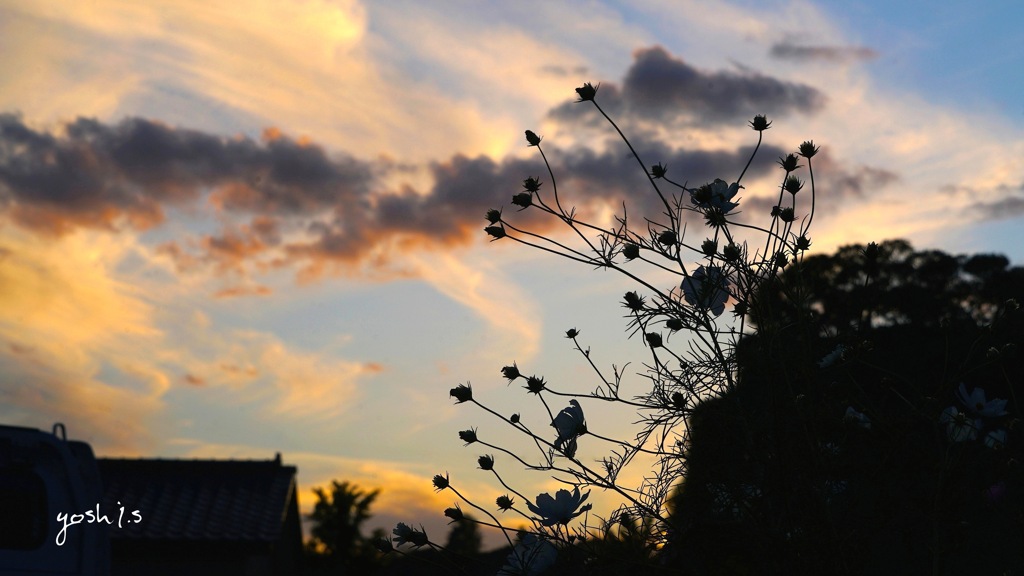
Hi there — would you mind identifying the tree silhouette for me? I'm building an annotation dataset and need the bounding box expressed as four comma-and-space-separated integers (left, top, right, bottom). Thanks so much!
305, 480, 382, 575
665, 240, 1024, 575
444, 515, 482, 557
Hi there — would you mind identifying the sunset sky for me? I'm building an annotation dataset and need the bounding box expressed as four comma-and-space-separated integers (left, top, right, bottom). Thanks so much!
2, 0, 1022, 548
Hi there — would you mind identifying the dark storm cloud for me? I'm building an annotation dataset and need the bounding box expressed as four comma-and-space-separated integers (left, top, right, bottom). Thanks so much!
550, 46, 826, 128
0, 114, 373, 234
770, 41, 878, 63
1, 99, 886, 286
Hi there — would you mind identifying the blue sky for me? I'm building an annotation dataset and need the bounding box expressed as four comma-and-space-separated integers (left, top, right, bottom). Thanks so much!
1, 0, 1021, 547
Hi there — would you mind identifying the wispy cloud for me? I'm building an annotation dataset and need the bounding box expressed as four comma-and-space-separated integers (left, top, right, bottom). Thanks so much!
769, 41, 878, 63
0, 229, 167, 452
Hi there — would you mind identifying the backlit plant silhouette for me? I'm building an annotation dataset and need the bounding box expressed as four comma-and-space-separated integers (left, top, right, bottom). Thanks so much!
380, 83, 1023, 575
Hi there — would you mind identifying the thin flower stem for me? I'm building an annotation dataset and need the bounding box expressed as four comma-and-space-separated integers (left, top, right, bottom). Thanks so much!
591, 100, 677, 232
490, 468, 531, 504
479, 440, 544, 471
736, 130, 762, 186
448, 485, 516, 551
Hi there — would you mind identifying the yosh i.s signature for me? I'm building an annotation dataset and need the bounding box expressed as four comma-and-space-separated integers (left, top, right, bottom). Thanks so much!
55, 502, 142, 546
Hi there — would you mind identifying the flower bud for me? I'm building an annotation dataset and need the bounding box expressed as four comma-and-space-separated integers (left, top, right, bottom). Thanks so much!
459, 429, 478, 445
666, 318, 683, 331
701, 238, 717, 257
622, 243, 640, 261
477, 454, 494, 471
784, 175, 804, 195
408, 530, 428, 547
575, 82, 598, 102
510, 413, 520, 424
502, 364, 521, 381
432, 473, 449, 491
657, 230, 677, 246
485, 209, 501, 224
450, 383, 473, 403
375, 538, 394, 554
525, 130, 541, 146
749, 114, 771, 131
798, 140, 819, 158
511, 192, 532, 209
671, 392, 686, 410
732, 301, 748, 317
723, 243, 742, 262
779, 207, 796, 223
496, 495, 515, 511
522, 177, 542, 192
484, 225, 506, 240
444, 506, 464, 523
524, 375, 546, 394
623, 291, 645, 312
645, 332, 663, 348
777, 153, 800, 172
650, 163, 668, 179
565, 328, 579, 338
796, 235, 812, 251
774, 251, 790, 268
692, 184, 712, 205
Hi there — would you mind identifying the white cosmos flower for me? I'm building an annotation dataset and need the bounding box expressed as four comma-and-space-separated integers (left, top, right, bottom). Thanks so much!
552, 399, 585, 458
526, 487, 592, 527
844, 406, 871, 430
681, 265, 730, 317
984, 429, 1008, 450
957, 383, 1008, 418
691, 178, 741, 213
818, 344, 847, 368
497, 534, 557, 576
940, 406, 981, 442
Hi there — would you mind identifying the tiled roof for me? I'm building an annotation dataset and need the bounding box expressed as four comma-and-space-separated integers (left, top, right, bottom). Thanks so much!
96, 456, 296, 543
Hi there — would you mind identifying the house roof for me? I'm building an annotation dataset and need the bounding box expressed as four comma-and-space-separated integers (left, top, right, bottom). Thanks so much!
96, 455, 297, 543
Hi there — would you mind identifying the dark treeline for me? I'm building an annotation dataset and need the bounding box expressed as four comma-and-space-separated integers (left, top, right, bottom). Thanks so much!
665, 239, 1024, 575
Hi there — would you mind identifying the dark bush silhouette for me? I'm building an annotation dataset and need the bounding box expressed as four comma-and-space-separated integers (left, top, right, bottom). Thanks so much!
665, 240, 1024, 575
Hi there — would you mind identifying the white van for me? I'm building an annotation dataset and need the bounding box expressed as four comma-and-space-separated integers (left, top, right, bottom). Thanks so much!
0, 423, 109, 576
